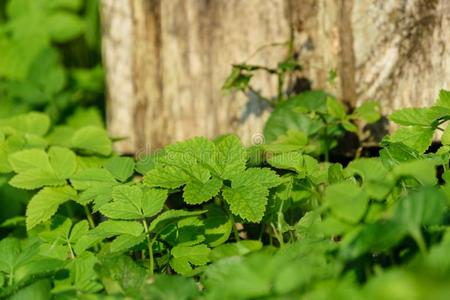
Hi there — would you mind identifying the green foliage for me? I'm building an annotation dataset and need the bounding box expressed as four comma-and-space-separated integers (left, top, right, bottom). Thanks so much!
0, 0, 104, 120
1, 20, 450, 297
1, 90, 450, 298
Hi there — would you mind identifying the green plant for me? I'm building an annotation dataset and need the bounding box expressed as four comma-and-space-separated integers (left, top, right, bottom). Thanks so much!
0, 0, 104, 120
0, 89, 449, 299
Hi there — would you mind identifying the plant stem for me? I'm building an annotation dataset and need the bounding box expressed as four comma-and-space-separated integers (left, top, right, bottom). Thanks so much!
229, 213, 240, 242
142, 220, 154, 275
411, 229, 427, 255
84, 205, 95, 229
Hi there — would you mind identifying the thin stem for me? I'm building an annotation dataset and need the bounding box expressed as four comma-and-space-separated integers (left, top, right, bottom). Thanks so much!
67, 240, 75, 260
229, 213, 240, 243
84, 206, 95, 229
411, 229, 427, 255
142, 220, 155, 275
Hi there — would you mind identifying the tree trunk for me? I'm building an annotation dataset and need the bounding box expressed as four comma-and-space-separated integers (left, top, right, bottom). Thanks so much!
101, 0, 450, 154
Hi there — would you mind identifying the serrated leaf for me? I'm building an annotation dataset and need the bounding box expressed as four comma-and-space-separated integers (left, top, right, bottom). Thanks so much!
71, 126, 112, 156
389, 108, 437, 126
209, 240, 262, 262
70, 168, 116, 190
388, 126, 434, 154
26, 186, 77, 230
144, 165, 191, 189
223, 168, 281, 222
48, 146, 77, 179
183, 177, 222, 205
142, 188, 168, 217
214, 135, 247, 179
99, 185, 144, 219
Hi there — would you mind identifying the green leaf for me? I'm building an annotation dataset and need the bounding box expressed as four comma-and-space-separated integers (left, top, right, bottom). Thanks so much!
209, 240, 263, 262
223, 168, 280, 222
204, 204, 233, 247
110, 234, 146, 253
441, 125, 450, 145
267, 151, 304, 173
264, 91, 329, 142
264, 130, 308, 153
395, 186, 447, 232
0, 112, 50, 136
142, 188, 168, 217
75, 220, 144, 253
104, 156, 135, 182
142, 274, 200, 300
387, 126, 434, 154
351, 101, 380, 123
170, 245, 210, 276
391, 159, 437, 185
325, 181, 369, 223
26, 186, 77, 230
47, 12, 84, 43
70, 168, 116, 190
148, 210, 206, 233
8, 147, 76, 189
183, 177, 222, 205
99, 185, 144, 219
346, 158, 393, 200
389, 108, 437, 126
435, 89, 450, 109
71, 126, 112, 156
326, 97, 347, 120
99, 185, 168, 220
214, 135, 247, 179
48, 146, 77, 179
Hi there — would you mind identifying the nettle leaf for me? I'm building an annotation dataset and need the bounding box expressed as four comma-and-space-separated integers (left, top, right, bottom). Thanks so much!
71, 126, 112, 156
8, 146, 76, 189
387, 126, 434, 154
222, 168, 281, 222
26, 186, 77, 230
99, 185, 168, 220
104, 156, 135, 182
325, 181, 369, 223
170, 244, 211, 276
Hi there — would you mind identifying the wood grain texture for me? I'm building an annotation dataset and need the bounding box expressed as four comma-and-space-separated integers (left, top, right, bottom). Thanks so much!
101, 0, 450, 154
